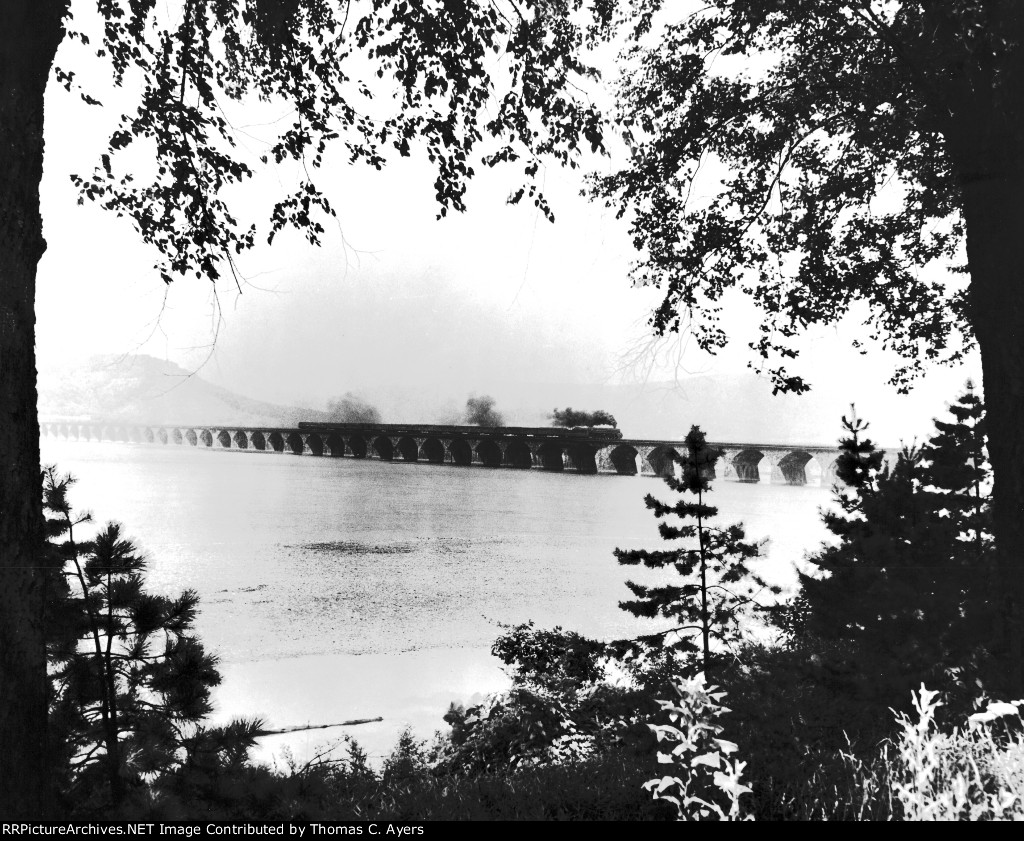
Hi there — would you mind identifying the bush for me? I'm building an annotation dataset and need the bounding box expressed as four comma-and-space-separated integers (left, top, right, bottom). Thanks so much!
888, 688, 1024, 820
644, 674, 752, 820
438, 623, 650, 774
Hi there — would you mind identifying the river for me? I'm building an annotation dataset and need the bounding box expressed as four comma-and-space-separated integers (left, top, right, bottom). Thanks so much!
39, 438, 834, 765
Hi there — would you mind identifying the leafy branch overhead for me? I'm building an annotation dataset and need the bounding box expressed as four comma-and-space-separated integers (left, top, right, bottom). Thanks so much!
589, 1, 1015, 393
67, 0, 610, 287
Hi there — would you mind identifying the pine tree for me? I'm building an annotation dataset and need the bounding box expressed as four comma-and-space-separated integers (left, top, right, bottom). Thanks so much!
918, 382, 996, 681
919, 381, 991, 563
42, 468, 260, 814
612, 426, 772, 678
798, 394, 997, 710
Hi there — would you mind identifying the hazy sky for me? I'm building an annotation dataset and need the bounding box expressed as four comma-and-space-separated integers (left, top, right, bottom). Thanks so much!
34, 6, 982, 439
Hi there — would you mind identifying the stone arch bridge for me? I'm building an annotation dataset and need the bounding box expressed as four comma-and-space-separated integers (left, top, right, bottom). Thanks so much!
40, 420, 874, 487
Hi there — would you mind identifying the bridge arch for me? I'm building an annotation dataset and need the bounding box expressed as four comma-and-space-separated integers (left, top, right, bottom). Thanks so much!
232, 430, 249, 449
609, 444, 640, 475
171, 428, 183, 445
249, 431, 266, 451
326, 433, 344, 457
420, 437, 445, 464
305, 433, 324, 456
216, 430, 231, 448
732, 449, 764, 483
776, 451, 816, 485
647, 446, 679, 478
143, 427, 155, 444
537, 441, 565, 471
504, 439, 533, 469
449, 439, 472, 466
199, 429, 213, 447
372, 436, 394, 460
268, 432, 285, 453
347, 434, 368, 459
284, 432, 303, 455
155, 428, 167, 445
396, 436, 418, 462
566, 443, 598, 474
475, 439, 502, 468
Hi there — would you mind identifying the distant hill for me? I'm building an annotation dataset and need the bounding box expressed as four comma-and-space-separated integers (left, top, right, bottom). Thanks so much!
38, 355, 330, 427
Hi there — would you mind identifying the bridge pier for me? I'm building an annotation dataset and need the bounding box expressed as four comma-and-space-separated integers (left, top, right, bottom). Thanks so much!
39, 422, 854, 488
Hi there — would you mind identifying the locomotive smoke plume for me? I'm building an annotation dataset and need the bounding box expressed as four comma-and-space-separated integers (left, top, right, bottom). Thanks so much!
465, 395, 504, 426
326, 393, 382, 424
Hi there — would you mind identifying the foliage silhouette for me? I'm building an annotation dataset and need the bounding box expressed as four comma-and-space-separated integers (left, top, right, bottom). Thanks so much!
42, 467, 260, 815
612, 426, 773, 678
440, 622, 646, 775
796, 395, 996, 710
2, 0, 611, 813
590, 0, 1024, 692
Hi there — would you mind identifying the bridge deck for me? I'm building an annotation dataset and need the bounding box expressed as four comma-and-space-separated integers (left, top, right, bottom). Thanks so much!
39, 419, 868, 487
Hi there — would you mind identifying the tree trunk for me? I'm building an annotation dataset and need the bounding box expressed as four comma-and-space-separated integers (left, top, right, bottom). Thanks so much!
0, 0, 68, 818
960, 170, 1024, 697
932, 0, 1024, 697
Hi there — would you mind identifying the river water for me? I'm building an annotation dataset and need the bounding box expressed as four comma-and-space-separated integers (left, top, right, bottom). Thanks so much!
39, 438, 834, 764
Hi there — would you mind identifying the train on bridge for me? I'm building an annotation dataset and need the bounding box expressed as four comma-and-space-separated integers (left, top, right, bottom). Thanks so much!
40, 420, 855, 486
